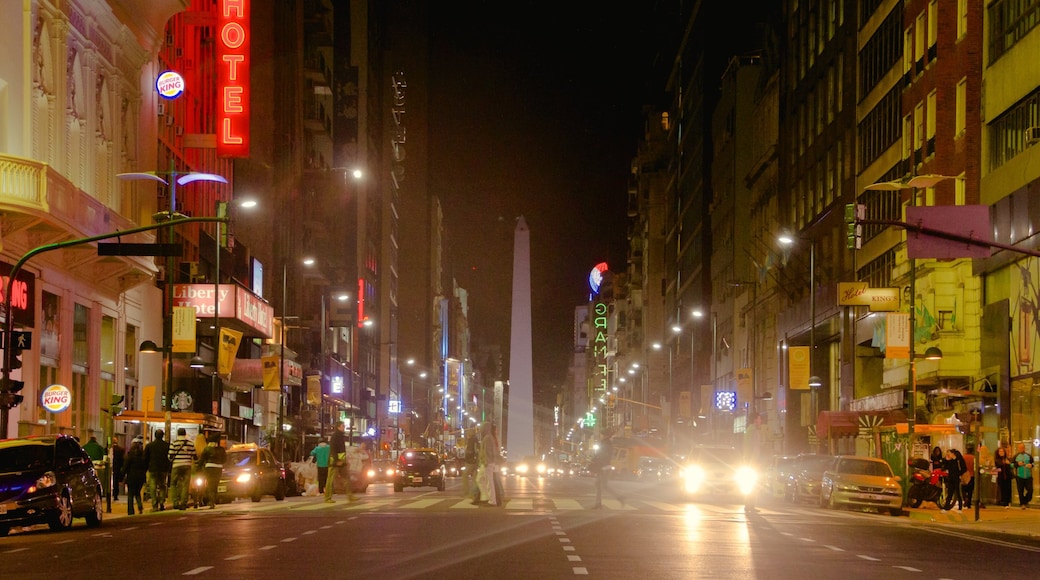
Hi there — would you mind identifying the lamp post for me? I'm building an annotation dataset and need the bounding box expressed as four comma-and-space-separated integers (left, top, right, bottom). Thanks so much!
119, 162, 227, 439
864, 174, 958, 442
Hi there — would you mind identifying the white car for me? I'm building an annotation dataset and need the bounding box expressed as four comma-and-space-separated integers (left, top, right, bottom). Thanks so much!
679, 446, 758, 500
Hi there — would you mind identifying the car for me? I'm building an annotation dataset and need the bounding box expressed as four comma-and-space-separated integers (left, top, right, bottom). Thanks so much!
370, 459, 397, 483
513, 456, 547, 477
218, 444, 287, 503
0, 434, 104, 536
637, 457, 675, 481
761, 454, 796, 498
819, 455, 903, 516
443, 458, 463, 478
784, 454, 835, 503
393, 448, 445, 492
678, 446, 758, 501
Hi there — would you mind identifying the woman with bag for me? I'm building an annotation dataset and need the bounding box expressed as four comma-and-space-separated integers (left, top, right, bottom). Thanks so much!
942, 449, 966, 512
994, 445, 1015, 507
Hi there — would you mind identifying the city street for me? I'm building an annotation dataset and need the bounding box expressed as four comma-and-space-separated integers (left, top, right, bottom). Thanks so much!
2, 476, 1038, 579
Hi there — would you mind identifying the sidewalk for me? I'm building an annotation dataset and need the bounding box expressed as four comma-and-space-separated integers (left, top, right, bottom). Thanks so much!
904, 503, 1040, 538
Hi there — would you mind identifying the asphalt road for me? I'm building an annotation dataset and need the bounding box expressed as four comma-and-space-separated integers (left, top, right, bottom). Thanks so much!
2, 476, 1038, 579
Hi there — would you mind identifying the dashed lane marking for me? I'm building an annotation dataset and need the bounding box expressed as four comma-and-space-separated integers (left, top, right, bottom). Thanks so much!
553, 499, 583, 510
182, 567, 212, 576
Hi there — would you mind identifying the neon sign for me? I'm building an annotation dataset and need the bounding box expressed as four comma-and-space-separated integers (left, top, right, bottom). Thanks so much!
217, 0, 250, 157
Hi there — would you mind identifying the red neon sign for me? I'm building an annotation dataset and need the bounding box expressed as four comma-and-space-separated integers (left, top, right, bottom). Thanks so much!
217, 0, 250, 157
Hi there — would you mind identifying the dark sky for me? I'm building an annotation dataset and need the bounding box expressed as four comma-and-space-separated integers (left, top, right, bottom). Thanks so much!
427, 4, 666, 391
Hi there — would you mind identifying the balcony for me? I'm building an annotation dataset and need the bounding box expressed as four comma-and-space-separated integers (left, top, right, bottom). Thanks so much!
0, 154, 157, 297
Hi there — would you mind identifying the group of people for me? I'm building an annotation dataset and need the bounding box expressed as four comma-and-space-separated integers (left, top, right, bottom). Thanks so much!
115, 427, 227, 515
930, 441, 1034, 512
311, 421, 370, 503
462, 422, 505, 506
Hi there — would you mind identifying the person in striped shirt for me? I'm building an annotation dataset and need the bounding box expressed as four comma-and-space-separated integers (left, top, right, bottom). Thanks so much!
168, 428, 197, 510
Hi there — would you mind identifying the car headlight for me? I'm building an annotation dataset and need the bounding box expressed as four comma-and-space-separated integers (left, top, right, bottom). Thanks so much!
681, 465, 707, 493
235, 472, 254, 484
366, 469, 376, 478
516, 463, 529, 474
429, 468, 442, 477
500, 466, 510, 475
734, 465, 759, 495
193, 475, 207, 488
835, 481, 859, 492
536, 463, 547, 475
385, 468, 395, 477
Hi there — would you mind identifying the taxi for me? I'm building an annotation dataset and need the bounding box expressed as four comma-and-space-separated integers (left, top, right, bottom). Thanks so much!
218, 443, 287, 503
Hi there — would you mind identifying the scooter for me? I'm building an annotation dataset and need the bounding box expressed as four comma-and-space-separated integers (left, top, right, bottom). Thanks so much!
906, 458, 949, 509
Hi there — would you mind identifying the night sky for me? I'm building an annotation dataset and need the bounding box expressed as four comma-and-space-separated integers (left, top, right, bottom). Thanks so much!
427, 4, 666, 392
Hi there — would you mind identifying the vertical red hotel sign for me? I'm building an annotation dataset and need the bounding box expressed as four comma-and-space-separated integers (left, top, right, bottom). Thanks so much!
217, 0, 250, 157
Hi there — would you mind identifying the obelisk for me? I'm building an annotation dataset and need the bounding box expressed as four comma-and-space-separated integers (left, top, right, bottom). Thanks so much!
507, 216, 535, 460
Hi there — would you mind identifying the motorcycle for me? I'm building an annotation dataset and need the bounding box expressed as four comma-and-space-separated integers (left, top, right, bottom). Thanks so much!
906, 458, 949, 509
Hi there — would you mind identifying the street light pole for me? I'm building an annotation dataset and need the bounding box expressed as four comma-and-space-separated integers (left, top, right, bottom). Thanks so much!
118, 162, 227, 439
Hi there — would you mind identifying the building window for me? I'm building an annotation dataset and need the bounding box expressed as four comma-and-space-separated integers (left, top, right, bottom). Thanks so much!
955, 77, 967, 138
926, 90, 937, 155
989, 0, 1040, 63
989, 86, 1040, 170
957, 0, 968, 40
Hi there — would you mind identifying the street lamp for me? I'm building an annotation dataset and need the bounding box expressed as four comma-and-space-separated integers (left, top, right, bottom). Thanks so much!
119, 163, 228, 439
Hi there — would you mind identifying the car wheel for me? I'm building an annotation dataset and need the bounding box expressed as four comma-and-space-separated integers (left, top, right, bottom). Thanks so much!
889, 507, 902, 516
437, 478, 445, 492
393, 483, 403, 493
0, 526, 9, 537
85, 489, 103, 527
251, 490, 263, 502
275, 481, 286, 501
49, 493, 74, 531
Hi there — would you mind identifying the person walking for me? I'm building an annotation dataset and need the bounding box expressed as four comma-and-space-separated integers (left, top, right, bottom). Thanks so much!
995, 445, 1015, 507
111, 438, 125, 501
1013, 443, 1034, 509
198, 435, 226, 509
167, 428, 196, 510
324, 422, 346, 503
462, 433, 480, 501
310, 439, 330, 495
476, 422, 502, 506
144, 429, 171, 512
942, 448, 966, 512
590, 432, 624, 509
122, 436, 148, 515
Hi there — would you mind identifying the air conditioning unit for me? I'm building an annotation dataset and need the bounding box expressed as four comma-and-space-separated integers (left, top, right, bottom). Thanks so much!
175, 126, 184, 136
1027, 126, 1040, 145
157, 102, 166, 116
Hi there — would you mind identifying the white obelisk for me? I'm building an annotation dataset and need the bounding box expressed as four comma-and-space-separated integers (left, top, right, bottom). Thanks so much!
507, 216, 535, 460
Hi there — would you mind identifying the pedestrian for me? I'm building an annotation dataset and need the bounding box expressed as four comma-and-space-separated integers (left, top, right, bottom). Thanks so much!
476, 422, 502, 506
489, 424, 505, 505
962, 443, 976, 508
324, 422, 346, 503
111, 438, 125, 501
462, 432, 480, 500
198, 434, 226, 509
144, 429, 171, 512
590, 432, 624, 509
1013, 443, 1034, 509
82, 435, 105, 462
310, 439, 330, 495
343, 441, 368, 501
167, 427, 196, 510
122, 436, 147, 515
942, 448, 966, 512
995, 445, 1015, 507
930, 446, 944, 470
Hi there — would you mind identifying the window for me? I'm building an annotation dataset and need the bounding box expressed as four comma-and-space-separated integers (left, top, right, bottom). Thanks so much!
928, 1, 938, 52
957, 0, 968, 39
989, 0, 1040, 63
915, 12, 926, 73
926, 90, 937, 154
955, 78, 967, 137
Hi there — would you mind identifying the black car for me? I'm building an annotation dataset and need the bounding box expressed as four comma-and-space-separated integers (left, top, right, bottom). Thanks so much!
218, 444, 287, 502
393, 448, 445, 492
0, 434, 104, 536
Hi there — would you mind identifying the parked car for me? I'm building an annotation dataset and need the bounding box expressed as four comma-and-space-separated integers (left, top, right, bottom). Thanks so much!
394, 448, 445, 492
0, 434, 104, 536
785, 454, 835, 504
761, 455, 796, 499
218, 444, 287, 503
819, 455, 902, 516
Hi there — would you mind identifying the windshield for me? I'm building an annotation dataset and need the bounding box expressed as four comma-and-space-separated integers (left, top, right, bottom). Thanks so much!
226, 451, 256, 468
837, 458, 893, 477
400, 451, 439, 467
798, 455, 835, 471
689, 447, 737, 465
0, 443, 53, 472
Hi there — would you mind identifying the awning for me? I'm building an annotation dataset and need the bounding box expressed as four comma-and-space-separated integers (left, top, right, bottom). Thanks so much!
817, 410, 907, 438
113, 409, 225, 431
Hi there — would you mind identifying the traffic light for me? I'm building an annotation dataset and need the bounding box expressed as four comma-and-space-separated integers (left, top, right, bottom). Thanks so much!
8, 342, 23, 371
845, 203, 865, 249
0, 378, 24, 409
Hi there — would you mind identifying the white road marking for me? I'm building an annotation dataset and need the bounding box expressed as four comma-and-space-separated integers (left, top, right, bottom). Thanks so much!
259, 545, 277, 551
555, 531, 566, 536
182, 567, 212, 576
823, 545, 845, 551
568, 555, 582, 562
641, 500, 681, 511
402, 499, 441, 509
799, 538, 816, 542
3, 548, 29, 554
563, 546, 576, 552
302, 530, 317, 535
559, 538, 571, 543
893, 566, 921, 572
225, 554, 247, 561
450, 500, 479, 509
552, 499, 583, 510
54, 540, 75, 545
506, 499, 533, 510
573, 567, 589, 575
857, 555, 880, 561
281, 537, 297, 543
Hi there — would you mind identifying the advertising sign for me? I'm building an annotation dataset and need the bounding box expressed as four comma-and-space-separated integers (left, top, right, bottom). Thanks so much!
156, 71, 185, 99
217, 0, 250, 157
40, 384, 71, 413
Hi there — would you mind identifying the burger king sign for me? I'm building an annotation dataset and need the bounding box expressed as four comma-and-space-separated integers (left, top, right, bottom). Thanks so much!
41, 384, 72, 413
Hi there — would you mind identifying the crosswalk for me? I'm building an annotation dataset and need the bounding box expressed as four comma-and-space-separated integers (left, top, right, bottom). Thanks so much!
209, 496, 770, 514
